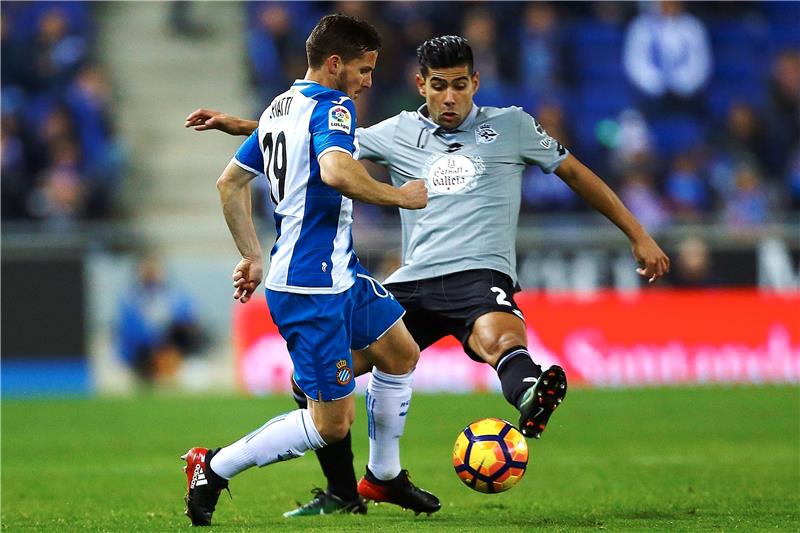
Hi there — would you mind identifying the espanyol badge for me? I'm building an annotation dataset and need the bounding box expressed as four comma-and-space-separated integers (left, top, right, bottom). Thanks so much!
335, 359, 352, 385
475, 123, 498, 144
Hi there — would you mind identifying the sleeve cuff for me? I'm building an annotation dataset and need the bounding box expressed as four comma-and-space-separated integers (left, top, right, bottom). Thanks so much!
232, 158, 262, 175
317, 146, 353, 161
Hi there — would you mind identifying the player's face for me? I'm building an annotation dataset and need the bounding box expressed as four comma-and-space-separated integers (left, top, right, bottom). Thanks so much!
335, 50, 378, 100
416, 65, 480, 130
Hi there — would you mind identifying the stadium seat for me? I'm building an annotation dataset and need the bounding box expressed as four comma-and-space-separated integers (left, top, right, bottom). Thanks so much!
651, 116, 706, 155
579, 82, 634, 117
760, 1, 800, 26
572, 21, 624, 47
714, 44, 760, 79
706, 80, 765, 119
768, 25, 800, 50
575, 47, 626, 82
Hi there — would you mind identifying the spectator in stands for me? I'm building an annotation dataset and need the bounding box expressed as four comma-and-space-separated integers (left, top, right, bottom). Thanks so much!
66, 64, 125, 217
723, 163, 769, 227
664, 151, 710, 221
1, 12, 27, 89
246, 3, 305, 103
715, 102, 770, 175
619, 169, 672, 231
1, 112, 29, 219
24, 105, 87, 221
787, 149, 800, 210
462, 7, 504, 101
519, 2, 566, 101
116, 256, 205, 384
30, 154, 85, 229
607, 109, 659, 179
623, 1, 712, 117
670, 235, 719, 287
767, 50, 800, 170
29, 8, 88, 94
35, 105, 76, 161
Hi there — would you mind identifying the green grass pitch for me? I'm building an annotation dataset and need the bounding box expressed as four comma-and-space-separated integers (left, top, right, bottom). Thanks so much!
2, 386, 798, 532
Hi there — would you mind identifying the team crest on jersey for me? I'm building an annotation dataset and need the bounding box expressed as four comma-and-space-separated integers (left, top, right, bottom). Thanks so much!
475, 123, 499, 144
329, 105, 352, 134
423, 153, 485, 195
335, 359, 352, 385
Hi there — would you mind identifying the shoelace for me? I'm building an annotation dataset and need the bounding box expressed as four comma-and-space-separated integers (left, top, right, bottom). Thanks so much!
295, 487, 328, 509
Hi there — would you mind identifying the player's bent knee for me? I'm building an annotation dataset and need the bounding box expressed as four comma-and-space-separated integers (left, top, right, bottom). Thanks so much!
316, 419, 352, 443
367, 324, 420, 375
390, 338, 419, 374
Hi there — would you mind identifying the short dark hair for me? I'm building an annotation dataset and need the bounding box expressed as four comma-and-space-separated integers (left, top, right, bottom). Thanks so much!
306, 14, 382, 69
417, 35, 474, 77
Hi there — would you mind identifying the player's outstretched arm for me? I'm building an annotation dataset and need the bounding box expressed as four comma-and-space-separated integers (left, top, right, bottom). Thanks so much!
555, 154, 670, 283
319, 151, 427, 210
185, 108, 257, 136
216, 161, 263, 303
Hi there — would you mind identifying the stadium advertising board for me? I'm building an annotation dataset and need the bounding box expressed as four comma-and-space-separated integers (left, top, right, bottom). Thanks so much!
233, 290, 800, 394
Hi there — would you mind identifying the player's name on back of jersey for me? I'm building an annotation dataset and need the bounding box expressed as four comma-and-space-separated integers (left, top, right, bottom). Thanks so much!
270, 96, 294, 119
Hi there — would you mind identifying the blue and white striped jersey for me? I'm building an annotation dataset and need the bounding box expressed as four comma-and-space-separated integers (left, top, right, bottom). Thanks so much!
232, 80, 359, 294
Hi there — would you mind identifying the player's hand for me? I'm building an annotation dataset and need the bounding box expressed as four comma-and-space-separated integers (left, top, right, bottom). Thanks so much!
632, 234, 670, 284
398, 180, 428, 210
185, 108, 243, 136
232, 256, 263, 303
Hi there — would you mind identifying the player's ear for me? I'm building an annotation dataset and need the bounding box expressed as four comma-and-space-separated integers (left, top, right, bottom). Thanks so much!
325, 54, 342, 76
416, 73, 426, 97
472, 71, 480, 94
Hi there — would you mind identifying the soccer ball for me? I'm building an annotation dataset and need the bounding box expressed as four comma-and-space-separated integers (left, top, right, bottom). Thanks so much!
452, 418, 528, 493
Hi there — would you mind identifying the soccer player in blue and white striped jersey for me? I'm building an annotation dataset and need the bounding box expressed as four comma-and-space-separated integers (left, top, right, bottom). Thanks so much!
181, 15, 439, 526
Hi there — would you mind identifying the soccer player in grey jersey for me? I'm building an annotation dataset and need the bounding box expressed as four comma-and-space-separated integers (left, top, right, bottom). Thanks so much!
186, 35, 669, 516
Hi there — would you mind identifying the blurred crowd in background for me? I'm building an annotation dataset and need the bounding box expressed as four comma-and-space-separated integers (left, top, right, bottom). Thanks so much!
2, 2, 125, 227
242, 0, 800, 230
2, 1, 799, 230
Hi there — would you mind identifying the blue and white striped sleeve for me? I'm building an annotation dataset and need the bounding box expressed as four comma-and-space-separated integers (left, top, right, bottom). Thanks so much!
309, 97, 357, 160
231, 129, 264, 175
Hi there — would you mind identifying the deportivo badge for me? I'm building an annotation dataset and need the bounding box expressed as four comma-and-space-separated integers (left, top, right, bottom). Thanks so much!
335, 359, 352, 385
475, 123, 498, 144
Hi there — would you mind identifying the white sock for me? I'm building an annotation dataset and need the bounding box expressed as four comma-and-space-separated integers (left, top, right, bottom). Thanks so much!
209, 409, 325, 479
366, 367, 414, 480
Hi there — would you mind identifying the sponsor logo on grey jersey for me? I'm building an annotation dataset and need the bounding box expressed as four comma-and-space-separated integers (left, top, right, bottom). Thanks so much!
422, 153, 485, 194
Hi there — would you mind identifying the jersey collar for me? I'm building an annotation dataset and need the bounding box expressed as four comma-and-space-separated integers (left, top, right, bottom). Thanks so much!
416, 102, 479, 134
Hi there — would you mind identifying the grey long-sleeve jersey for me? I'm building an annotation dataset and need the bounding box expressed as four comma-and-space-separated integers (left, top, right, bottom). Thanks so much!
355, 103, 568, 286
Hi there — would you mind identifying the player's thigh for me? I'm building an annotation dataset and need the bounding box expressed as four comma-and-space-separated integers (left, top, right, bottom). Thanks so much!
435, 269, 526, 365
360, 318, 419, 375
352, 305, 451, 376
385, 280, 452, 351
266, 289, 356, 402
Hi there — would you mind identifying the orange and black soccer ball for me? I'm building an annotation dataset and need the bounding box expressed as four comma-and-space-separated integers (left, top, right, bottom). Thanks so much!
452, 417, 528, 493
